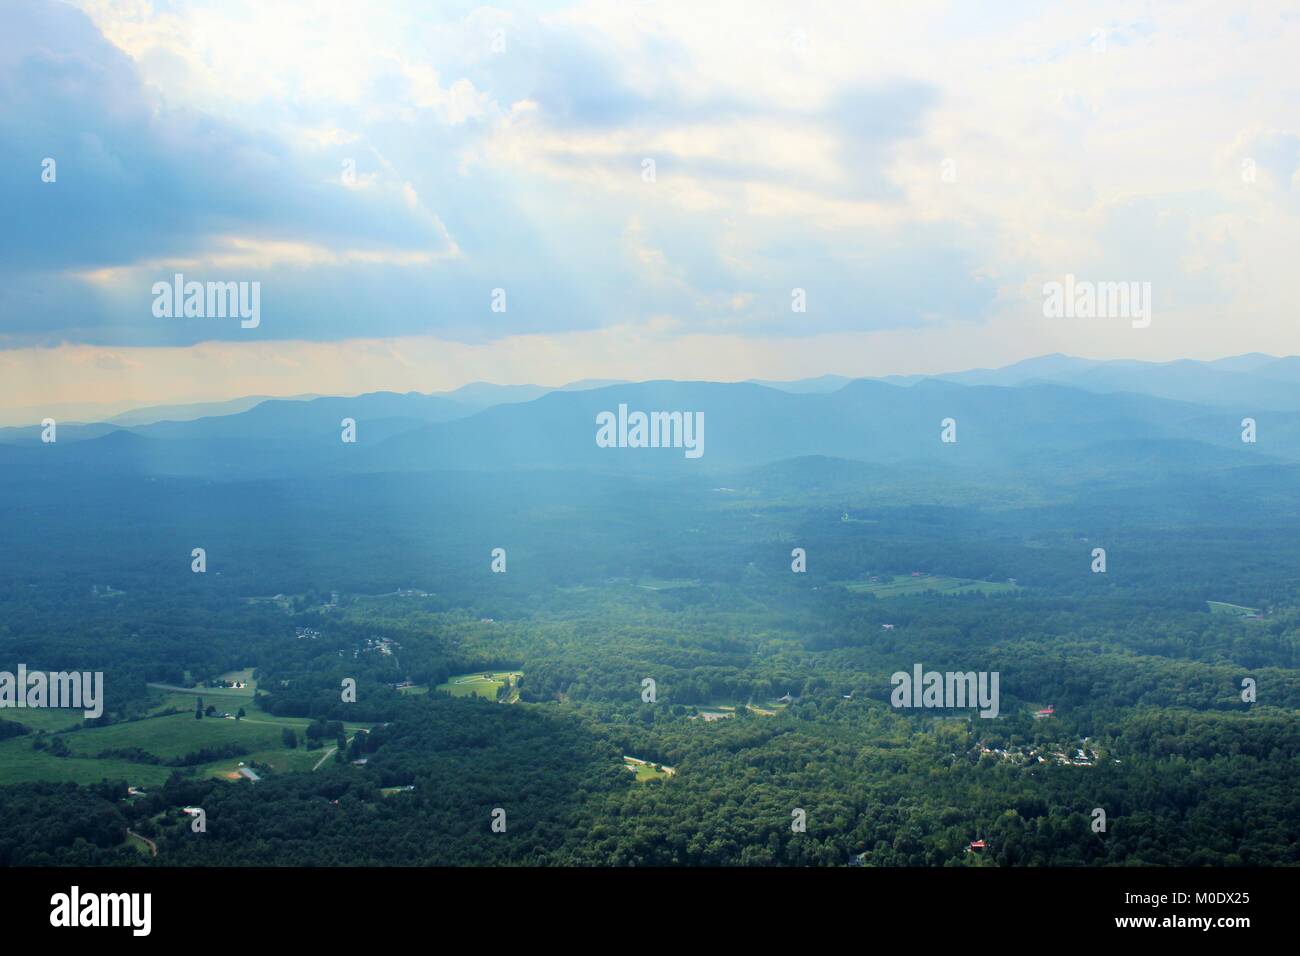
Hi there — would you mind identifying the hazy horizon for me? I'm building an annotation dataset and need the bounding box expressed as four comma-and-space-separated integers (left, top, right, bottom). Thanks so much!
5, 1, 1300, 416
5, 349, 1300, 427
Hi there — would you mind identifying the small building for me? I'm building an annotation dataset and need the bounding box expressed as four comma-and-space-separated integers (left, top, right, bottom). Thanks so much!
238, 767, 262, 782
777, 693, 794, 704
1034, 705, 1055, 719
881, 623, 895, 630
967, 839, 986, 852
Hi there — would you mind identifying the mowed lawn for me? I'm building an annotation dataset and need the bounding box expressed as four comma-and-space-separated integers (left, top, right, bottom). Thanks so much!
0, 707, 90, 733
435, 671, 522, 701
1207, 600, 1260, 616
0, 741, 177, 787
623, 756, 672, 782
59, 712, 291, 760
844, 574, 1020, 598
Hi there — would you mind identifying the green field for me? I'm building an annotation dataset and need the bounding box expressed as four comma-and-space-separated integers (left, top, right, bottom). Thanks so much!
0, 688, 369, 787
0, 741, 177, 786
435, 671, 522, 701
844, 574, 1020, 598
0, 707, 90, 732
623, 756, 671, 782
693, 699, 787, 717
1207, 601, 1260, 616
145, 682, 255, 702
634, 578, 700, 591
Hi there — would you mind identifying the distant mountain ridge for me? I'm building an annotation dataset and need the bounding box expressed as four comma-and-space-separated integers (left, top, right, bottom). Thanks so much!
3, 369, 1296, 484
8, 353, 1299, 436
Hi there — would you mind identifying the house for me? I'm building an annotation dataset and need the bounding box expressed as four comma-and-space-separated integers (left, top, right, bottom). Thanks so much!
967, 839, 986, 852
881, 623, 895, 630
238, 767, 261, 782
777, 693, 794, 704
1034, 705, 1055, 719
181, 806, 203, 816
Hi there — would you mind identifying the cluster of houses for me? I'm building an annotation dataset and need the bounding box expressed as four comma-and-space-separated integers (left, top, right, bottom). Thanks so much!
1046, 747, 1097, 767
363, 636, 399, 657
295, 626, 321, 640
972, 735, 1098, 768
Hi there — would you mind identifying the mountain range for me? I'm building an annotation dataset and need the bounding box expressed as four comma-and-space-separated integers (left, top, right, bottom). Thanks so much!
3, 354, 1298, 483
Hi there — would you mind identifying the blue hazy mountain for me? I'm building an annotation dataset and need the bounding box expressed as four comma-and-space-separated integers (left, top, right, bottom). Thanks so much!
6, 372, 1293, 484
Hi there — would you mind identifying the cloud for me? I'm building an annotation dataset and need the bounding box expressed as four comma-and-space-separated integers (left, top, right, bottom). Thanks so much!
0, 0, 455, 345
1, 0, 1295, 367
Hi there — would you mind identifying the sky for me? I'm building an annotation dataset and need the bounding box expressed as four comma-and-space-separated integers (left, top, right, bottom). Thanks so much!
2, 0, 1299, 419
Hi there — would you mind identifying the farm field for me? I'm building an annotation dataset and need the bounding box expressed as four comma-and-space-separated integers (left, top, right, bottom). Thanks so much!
0, 739, 177, 787
1208, 600, 1261, 616
0, 688, 370, 787
434, 671, 522, 701
692, 699, 788, 717
634, 578, 700, 591
0, 707, 90, 733
843, 574, 1020, 598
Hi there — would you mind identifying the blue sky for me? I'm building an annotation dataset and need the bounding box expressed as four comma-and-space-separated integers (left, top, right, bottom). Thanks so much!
2, 0, 1298, 415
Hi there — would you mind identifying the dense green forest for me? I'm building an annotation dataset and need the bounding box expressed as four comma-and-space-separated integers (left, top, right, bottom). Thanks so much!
0, 439, 1296, 867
